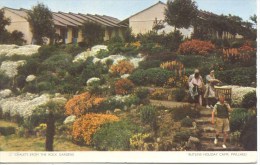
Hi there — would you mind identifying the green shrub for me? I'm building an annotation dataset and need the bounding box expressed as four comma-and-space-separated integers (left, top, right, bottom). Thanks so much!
230, 108, 251, 132
92, 120, 141, 151
38, 45, 58, 60
174, 88, 186, 102
231, 75, 251, 86
2, 111, 11, 121
138, 60, 161, 70
174, 131, 196, 142
216, 67, 256, 86
18, 56, 42, 75
180, 117, 193, 127
124, 95, 140, 107
0, 126, 16, 136
162, 31, 183, 52
96, 49, 110, 59
42, 52, 73, 72
140, 105, 157, 125
0, 71, 11, 89
172, 105, 200, 121
242, 91, 256, 108
177, 55, 206, 68
134, 88, 149, 100
63, 44, 85, 56
129, 69, 147, 86
145, 68, 172, 86
240, 116, 257, 151
101, 97, 125, 111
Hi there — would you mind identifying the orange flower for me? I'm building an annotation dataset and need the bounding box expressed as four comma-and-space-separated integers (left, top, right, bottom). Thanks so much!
72, 113, 119, 145
114, 78, 134, 95
65, 92, 106, 116
110, 60, 135, 76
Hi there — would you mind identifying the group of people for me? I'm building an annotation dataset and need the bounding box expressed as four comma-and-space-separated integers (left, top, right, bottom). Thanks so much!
188, 69, 221, 109
188, 69, 232, 149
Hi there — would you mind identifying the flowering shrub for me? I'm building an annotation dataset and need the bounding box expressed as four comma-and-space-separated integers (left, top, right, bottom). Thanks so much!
150, 89, 167, 100
114, 78, 134, 95
165, 77, 176, 87
222, 48, 254, 63
220, 85, 256, 106
72, 113, 119, 145
130, 133, 151, 151
178, 39, 215, 56
65, 92, 106, 117
110, 60, 135, 76
160, 61, 185, 77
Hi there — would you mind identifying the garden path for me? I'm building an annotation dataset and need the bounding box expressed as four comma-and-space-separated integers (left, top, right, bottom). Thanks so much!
150, 99, 244, 151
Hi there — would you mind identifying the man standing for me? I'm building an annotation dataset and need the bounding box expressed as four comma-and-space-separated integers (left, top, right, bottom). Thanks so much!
211, 94, 232, 148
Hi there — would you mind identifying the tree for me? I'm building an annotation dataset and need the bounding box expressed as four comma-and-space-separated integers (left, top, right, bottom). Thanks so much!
82, 21, 105, 47
165, 0, 198, 30
250, 14, 257, 25
27, 3, 55, 45
0, 10, 10, 43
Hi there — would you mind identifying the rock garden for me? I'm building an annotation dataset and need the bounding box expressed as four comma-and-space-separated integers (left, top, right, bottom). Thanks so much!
0, 33, 257, 151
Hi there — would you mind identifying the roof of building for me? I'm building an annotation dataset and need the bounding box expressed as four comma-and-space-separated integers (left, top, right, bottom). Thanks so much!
2, 7, 125, 28
119, 1, 166, 25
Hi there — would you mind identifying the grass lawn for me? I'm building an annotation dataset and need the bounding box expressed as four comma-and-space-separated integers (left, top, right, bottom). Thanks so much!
0, 120, 18, 128
0, 120, 93, 151
0, 135, 93, 151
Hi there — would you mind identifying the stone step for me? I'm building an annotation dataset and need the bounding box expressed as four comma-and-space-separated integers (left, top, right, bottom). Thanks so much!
194, 117, 211, 124
199, 110, 212, 117
198, 125, 215, 132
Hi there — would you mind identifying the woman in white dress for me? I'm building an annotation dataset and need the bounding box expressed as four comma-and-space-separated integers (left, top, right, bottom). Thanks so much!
204, 70, 221, 109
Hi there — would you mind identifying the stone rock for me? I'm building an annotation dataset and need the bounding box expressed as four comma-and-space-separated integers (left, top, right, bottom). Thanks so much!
26, 75, 36, 82
188, 136, 200, 143
0, 60, 26, 77
106, 110, 112, 114
64, 115, 76, 124
114, 108, 122, 113
0, 89, 12, 99
86, 77, 100, 86
121, 74, 130, 79
192, 122, 197, 129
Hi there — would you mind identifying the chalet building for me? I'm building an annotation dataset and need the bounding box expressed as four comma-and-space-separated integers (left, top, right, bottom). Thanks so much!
2, 7, 126, 44
119, 1, 193, 38
119, 1, 243, 39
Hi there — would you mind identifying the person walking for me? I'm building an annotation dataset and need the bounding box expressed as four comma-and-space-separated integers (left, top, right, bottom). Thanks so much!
211, 94, 232, 148
190, 72, 204, 109
204, 70, 221, 109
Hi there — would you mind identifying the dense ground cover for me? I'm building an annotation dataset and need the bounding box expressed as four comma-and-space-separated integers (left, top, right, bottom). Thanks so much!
0, 32, 257, 151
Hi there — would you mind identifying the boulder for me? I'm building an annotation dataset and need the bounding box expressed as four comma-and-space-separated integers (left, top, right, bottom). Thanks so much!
121, 74, 130, 79
114, 108, 122, 113
26, 75, 36, 82
64, 115, 76, 124
86, 77, 100, 86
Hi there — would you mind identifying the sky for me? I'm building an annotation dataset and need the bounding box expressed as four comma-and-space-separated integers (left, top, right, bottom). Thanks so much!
0, 0, 257, 22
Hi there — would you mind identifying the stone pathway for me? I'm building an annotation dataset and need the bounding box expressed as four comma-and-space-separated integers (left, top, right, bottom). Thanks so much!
195, 107, 244, 151
150, 99, 244, 151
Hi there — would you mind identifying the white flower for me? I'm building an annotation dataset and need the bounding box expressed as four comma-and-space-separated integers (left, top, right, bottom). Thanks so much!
91, 45, 108, 55
0, 89, 12, 99
0, 60, 26, 77
221, 85, 256, 106
26, 75, 36, 82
